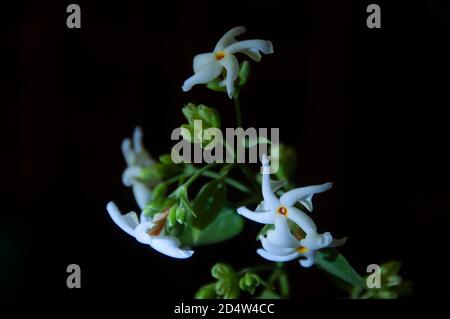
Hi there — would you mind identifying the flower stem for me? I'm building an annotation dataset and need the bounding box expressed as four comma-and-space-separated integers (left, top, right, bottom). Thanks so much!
201, 170, 252, 194
183, 163, 216, 188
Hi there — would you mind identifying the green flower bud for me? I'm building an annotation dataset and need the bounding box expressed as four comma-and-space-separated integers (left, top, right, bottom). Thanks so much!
176, 206, 187, 224
215, 279, 239, 299
143, 197, 176, 217
182, 103, 198, 125
239, 272, 261, 295
195, 283, 217, 299
211, 263, 235, 280
198, 104, 220, 128
167, 205, 178, 227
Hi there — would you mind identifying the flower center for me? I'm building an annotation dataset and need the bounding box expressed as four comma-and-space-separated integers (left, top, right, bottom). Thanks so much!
296, 246, 309, 254
215, 51, 226, 60
277, 206, 288, 216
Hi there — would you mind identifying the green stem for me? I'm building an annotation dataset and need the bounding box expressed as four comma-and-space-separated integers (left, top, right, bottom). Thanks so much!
164, 172, 191, 185
201, 170, 252, 194
277, 263, 290, 298
183, 163, 216, 188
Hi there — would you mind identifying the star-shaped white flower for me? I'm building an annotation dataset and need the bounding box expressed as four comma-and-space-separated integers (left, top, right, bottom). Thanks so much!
237, 154, 334, 250
121, 127, 155, 210
106, 202, 194, 259
257, 216, 347, 267
182, 26, 274, 98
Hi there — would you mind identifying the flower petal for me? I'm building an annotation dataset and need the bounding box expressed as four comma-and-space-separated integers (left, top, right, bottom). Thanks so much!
193, 53, 215, 73
219, 55, 239, 98
132, 126, 144, 153
299, 251, 315, 268
280, 182, 332, 210
261, 155, 280, 211
300, 231, 333, 250
214, 26, 247, 51
149, 236, 194, 259
106, 201, 139, 237
121, 138, 135, 166
122, 166, 141, 187
182, 61, 222, 92
286, 206, 318, 234
260, 236, 297, 255
237, 206, 276, 224
265, 216, 299, 248
134, 221, 155, 245
132, 182, 152, 210
255, 201, 268, 212
225, 40, 274, 55
257, 248, 300, 262
240, 49, 262, 62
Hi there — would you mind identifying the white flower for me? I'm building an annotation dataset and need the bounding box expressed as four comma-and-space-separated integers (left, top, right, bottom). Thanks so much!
257, 217, 346, 267
121, 127, 155, 209
182, 26, 274, 98
106, 202, 194, 259
237, 154, 336, 252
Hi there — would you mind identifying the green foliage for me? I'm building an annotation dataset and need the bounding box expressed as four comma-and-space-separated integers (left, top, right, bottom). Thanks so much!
181, 207, 244, 247
192, 180, 227, 229
315, 248, 366, 288
359, 261, 413, 299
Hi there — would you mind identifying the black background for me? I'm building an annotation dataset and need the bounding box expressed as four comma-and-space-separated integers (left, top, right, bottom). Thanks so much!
3, 0, 449, 299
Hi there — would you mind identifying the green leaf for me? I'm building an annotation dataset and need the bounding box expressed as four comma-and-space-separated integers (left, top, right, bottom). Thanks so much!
315, 248, 365, 288
192, 180, 227, 229
180, 206, 244, 246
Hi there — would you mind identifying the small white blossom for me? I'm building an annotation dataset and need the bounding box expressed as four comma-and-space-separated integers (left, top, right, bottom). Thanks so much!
237, 154, 344, 263
106, 202, 194, 259
121, 127, 154, 209
257, 217, 346, 267
182, 26, 274, 98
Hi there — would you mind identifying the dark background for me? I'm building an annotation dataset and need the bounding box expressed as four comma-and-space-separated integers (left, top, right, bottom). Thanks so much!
3, 0, 449, 299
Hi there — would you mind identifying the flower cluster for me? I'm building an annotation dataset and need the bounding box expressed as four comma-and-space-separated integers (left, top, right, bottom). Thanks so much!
105, 26, 410, 299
